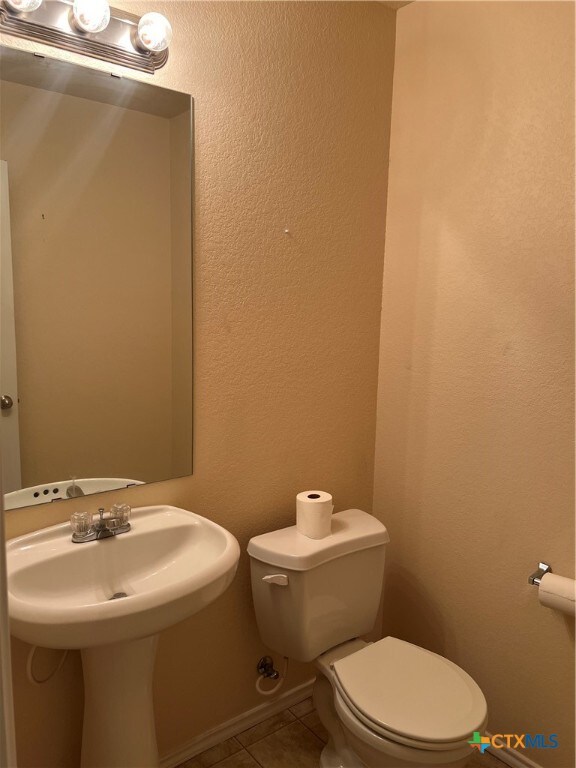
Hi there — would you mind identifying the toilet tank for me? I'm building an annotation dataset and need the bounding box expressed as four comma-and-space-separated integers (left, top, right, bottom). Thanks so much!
248, 509, 389, 662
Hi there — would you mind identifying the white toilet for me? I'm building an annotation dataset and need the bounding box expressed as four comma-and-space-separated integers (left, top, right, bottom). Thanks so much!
248, 509, 487, 768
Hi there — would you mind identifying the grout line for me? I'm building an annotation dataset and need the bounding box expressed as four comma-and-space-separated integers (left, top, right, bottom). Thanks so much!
298, 717, 324, 744
244, 716, 325, 761
237, 710, 296, 749
243, 722, 295, 752
295, 710, 326, 746
245, 747, 266, 768
298, 717, 325, 747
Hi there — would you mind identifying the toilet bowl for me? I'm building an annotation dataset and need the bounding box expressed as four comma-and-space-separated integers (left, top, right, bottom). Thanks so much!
248, 509, 487, 768
316, 637, 486, 768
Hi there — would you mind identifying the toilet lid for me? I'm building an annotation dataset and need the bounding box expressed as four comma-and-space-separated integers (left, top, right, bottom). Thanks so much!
332, 637, 487, 744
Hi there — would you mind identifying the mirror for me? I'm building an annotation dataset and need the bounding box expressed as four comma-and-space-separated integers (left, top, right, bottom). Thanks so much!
0, 46, 192, 511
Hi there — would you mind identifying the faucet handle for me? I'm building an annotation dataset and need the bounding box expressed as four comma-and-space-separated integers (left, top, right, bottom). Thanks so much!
70, 511, 93, 538
111, 503, 131, 526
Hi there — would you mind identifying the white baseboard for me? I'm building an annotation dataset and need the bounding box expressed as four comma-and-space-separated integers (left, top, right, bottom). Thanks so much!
483, 733, 543, 768
159, 678, 316, 768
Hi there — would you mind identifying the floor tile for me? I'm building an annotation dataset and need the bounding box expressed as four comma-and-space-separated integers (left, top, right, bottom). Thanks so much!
246, 721, 324, 768
467, 750, 505, 768
211, 751, 261, 768
182, 737, 243, 768
300, 711, 329, 744
289, 697, 315, 719
179, 749, 259, 768
236, 710, 296, 747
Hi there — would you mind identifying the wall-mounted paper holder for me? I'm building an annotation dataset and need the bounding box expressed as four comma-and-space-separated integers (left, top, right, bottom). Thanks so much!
528, 562, 552, 586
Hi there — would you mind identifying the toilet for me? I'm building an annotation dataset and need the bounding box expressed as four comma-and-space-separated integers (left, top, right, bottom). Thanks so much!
248, 509, 487, 768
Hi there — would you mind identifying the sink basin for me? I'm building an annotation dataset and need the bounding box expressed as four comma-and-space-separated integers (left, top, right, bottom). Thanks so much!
7, 504, 240, 648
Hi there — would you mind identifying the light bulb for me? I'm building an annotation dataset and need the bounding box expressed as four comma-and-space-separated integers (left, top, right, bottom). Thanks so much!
72, 0, 110, 33
4, 0, 43, 12
137, 12, 172, 52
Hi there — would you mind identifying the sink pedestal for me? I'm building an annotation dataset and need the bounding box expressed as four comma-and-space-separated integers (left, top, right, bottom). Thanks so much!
81, 635, 159, 768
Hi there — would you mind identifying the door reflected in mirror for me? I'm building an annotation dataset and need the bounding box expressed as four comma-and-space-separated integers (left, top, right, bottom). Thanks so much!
0, 47, 193, 511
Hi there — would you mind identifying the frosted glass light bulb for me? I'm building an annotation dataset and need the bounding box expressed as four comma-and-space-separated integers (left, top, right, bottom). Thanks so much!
4, 0, 43, 12
137, 12, 172, 52
72, 0, 110, 33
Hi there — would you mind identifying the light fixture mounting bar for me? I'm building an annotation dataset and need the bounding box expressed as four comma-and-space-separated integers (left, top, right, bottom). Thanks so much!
0, 0, 168, 73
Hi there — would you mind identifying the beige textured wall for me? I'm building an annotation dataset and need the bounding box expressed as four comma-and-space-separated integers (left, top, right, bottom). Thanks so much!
1, 80, 174, 486
374, 2, 574, 766
2, 3, 396, 765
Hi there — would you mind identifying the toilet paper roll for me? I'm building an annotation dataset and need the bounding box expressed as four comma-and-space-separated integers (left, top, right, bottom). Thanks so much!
538, 573, 576, 616
296, 490, 334, 539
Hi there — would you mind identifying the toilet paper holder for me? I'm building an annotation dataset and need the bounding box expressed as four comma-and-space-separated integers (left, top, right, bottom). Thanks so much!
528, 562, 552, 586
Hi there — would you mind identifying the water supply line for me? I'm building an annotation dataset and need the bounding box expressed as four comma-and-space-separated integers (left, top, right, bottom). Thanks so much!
255, 655, 288, 696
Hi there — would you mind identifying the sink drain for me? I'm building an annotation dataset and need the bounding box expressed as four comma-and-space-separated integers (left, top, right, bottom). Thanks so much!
109, 592, 128, 600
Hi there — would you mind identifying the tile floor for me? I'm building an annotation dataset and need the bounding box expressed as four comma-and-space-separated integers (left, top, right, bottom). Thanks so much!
177, 697, 504, 768
468, 751, 507, 768
177, 697, 327, 768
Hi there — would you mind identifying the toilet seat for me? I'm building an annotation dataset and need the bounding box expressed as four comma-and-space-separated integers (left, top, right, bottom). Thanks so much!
331, 637, 487, 751
334, 683, 479, 754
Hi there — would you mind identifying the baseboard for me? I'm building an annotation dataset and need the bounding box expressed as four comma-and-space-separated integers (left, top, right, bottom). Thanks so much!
483, 733, 543, 768
159, 678, 316, 768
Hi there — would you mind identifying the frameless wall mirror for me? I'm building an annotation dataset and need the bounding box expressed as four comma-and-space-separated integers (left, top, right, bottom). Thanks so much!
0, 46, 193, 511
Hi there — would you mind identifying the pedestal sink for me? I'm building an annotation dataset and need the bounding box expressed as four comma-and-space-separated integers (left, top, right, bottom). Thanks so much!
6, 505, 240, 768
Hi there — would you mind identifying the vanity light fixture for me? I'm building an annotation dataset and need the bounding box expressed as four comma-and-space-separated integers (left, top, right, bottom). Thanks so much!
0, 0, 172, 73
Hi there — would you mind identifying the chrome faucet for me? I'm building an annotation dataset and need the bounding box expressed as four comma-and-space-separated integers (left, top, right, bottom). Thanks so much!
70, 504, 131, 543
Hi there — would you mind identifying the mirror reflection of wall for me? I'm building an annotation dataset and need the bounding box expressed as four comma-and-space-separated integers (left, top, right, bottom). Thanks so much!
0, 48, 192, 510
